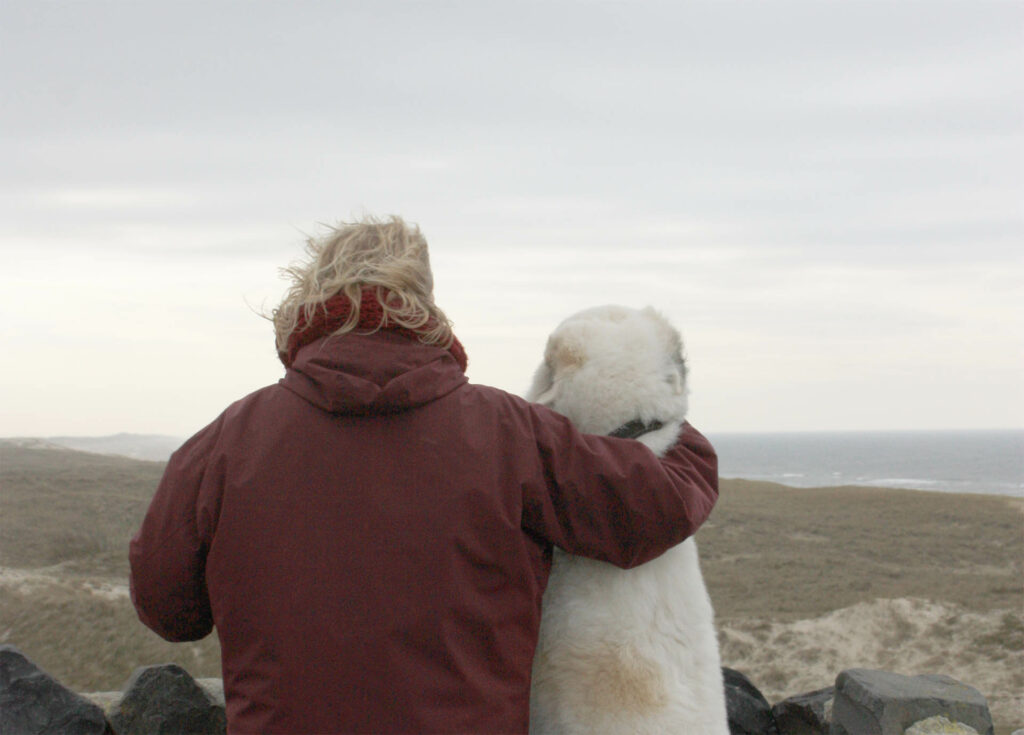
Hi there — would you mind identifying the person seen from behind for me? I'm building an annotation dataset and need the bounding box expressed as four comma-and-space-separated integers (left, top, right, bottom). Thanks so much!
129, 215, 719, 734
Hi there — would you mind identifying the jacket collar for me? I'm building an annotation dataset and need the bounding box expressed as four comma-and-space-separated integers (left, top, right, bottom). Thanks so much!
279, 330, 468, 415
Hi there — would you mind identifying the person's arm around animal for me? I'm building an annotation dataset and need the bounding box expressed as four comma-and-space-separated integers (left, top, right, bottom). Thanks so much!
129, 403, 717, 643
520, 401, 717, 569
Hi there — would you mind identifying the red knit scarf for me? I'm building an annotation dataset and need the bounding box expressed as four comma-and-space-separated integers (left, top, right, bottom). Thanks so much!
279, 287, 468, 372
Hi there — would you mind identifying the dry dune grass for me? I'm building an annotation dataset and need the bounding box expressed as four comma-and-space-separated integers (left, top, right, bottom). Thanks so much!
0, 444, 223, 691
0, 445, 162, 575
700, 479, 1023, 621
0, 576, 222, 692
1, 446, 1021, 731
700, 479, 1024, 734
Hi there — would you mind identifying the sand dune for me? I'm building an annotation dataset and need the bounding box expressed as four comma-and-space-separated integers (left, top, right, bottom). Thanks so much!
699, 479, 1023, 734
720, 597, 1022, 730
1, 447, 1021, 732
0, 565, 129, 601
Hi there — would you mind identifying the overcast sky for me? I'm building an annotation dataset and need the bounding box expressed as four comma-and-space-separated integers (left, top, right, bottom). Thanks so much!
1, 0, 1021, 437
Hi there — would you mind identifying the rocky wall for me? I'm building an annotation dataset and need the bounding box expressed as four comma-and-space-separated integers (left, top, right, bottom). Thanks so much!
0, 644, 1008, 735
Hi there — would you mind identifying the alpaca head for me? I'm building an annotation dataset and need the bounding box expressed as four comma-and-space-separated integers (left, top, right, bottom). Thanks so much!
527, 305, 688, 435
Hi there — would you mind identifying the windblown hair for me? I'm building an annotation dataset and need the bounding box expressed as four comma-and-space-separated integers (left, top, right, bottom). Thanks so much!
272, 216, 453, 354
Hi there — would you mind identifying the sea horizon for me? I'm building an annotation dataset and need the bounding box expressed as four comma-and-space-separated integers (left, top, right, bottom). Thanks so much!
707, 428, 1023, 498
4, 427, 1022, 498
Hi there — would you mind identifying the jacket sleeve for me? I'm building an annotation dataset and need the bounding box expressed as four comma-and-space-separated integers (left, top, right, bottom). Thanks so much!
128, 419, 222, 642
520, 405, 718, 569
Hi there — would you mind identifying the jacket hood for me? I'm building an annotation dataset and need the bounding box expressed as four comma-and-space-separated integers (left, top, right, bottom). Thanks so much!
279, 331, 468, 414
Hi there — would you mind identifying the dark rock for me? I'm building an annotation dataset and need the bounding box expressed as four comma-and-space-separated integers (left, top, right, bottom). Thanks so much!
723, 667, 780, 735
0, 644, 111, 735
773, 686, 835, 735
109, 664, 225, 735
830, 668, 993, 735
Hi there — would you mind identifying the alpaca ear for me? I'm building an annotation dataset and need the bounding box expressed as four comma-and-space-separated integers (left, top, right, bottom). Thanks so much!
643, 307, 684, 355
643, 306, 687, 393
667, 348, 688, 395
527, 360, 558, 405
666, 365, 685, 396
534, 380, 561, 407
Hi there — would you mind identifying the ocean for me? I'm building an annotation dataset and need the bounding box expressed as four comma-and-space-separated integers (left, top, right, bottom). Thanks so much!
23, 429, 1024, 498
706, 429, 1024, 497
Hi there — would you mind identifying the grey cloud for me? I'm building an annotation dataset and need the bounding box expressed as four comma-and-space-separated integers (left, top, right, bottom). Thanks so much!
0, 0, 1019, 268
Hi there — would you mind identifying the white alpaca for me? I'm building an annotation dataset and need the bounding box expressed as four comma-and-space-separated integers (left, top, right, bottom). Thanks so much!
527, 305, 729, 735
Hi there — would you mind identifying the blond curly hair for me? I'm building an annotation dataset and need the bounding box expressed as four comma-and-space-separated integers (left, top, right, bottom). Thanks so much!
273, 216, 453, 354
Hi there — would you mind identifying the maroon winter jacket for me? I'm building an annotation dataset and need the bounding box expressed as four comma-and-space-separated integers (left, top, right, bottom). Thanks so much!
129, 330, 718, 734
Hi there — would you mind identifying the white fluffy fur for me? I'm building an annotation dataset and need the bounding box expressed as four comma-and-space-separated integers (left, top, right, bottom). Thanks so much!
527, 305, 729, 735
